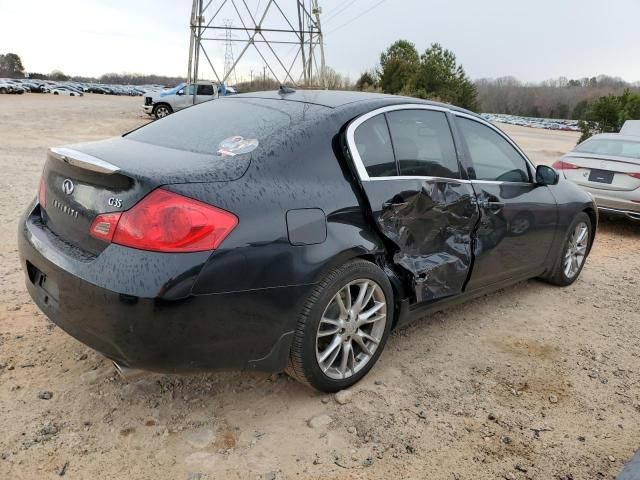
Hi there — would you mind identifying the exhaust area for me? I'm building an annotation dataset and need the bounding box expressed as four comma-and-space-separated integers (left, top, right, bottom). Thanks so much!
112, 361, 147, 382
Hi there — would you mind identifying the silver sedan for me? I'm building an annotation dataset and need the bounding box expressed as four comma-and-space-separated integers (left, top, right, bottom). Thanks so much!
554, 133, 640, 220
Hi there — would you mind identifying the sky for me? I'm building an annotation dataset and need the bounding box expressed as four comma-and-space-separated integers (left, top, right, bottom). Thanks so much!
1, 0, 639, 84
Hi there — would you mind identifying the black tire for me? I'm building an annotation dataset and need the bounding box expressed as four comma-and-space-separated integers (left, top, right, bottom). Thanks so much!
0, 87, 7, 94
542, 212, 592, 286
286, 259, 394, 392
153, 103, 173, 120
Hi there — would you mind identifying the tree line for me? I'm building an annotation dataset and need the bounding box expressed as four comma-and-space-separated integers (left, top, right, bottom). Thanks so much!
354, 40, 479, 111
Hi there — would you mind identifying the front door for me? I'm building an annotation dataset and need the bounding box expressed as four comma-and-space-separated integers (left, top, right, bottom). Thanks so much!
453, 114, 558, 290
347, 106, 480, 303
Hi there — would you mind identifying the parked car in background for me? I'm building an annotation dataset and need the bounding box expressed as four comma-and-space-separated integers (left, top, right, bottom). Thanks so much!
142, 81, 218, 119
554, 127, 640, 221
19, 90, 597, 392
0, 80, 14, 94
51, 86, 83, 96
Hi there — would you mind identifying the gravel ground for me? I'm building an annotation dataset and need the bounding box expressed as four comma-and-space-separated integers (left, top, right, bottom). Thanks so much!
0, 94, 638, 480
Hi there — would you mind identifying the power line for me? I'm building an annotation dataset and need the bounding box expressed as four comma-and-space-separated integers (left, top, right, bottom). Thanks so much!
325, 0, 389, 34
322, 0, 361, 25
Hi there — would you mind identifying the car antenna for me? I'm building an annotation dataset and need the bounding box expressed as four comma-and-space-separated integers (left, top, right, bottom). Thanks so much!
278, 85, 296, 95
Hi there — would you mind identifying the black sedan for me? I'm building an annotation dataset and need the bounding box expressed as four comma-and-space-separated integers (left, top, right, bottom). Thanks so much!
18, 90, 596, 392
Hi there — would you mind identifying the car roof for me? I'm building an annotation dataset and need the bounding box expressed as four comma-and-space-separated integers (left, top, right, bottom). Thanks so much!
233, 89, 477, 116
587, 133, 640, 142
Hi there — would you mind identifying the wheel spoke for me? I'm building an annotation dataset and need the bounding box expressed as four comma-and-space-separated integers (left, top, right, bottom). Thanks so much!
351, 281, 369, 313
318, 336, 342, 364
575, 244, 587, 255
359, 301, 384, 321
320, 316, 340, 327
358, 312, 385, 327
576, 225, 588, 244
322, 343, 341, 372
357, 329, 380, 345
317, 327, 340, 338
338, 341, 352, 377
335, 291, 349, 319
352, 332, 373, 356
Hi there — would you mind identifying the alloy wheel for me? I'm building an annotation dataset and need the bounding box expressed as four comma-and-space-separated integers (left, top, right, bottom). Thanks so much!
563, 221, 589, 279
315, 279, 387, 380
156, 106, 170, 118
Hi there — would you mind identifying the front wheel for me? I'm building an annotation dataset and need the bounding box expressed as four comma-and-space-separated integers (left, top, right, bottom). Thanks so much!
543, 212, 592, 286
153, 103, 172, 119
287, 260, 393, 392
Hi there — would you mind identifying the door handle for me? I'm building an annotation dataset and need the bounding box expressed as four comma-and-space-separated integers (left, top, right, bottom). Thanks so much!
479, 200, 504, 209
383, 201, 409, 208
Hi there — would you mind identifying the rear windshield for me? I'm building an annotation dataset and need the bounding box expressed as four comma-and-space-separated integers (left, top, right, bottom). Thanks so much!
575, 138, 640, 160
126, 97, 327, 155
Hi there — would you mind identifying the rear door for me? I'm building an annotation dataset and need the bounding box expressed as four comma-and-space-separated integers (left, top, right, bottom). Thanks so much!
346, 105, 480, 303
453, 114, 558, 289
196, 83, 215, 104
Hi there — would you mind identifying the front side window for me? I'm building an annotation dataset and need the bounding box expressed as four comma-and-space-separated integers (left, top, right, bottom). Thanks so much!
353, 114, 396, 178
387, 109, 459, 178
457, 117, 530, 182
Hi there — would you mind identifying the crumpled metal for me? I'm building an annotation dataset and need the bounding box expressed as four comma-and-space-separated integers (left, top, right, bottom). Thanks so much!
375, 181, 478, 303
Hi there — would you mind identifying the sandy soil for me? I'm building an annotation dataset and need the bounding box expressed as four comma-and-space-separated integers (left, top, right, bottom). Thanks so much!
1, 94, 639, 480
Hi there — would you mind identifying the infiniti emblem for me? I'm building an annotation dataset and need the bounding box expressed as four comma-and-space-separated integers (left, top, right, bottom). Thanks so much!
62, 179, 74, 195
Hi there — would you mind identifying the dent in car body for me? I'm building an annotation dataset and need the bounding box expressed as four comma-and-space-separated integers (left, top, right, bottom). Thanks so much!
359, 178, 479, 303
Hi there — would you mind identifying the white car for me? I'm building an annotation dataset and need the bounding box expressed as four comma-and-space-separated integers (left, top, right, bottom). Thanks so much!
554, 129, 640, 221
50, 87, 83, 96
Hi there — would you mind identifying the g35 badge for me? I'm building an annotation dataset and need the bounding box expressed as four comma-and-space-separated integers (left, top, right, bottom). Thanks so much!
108, 197, 123, 208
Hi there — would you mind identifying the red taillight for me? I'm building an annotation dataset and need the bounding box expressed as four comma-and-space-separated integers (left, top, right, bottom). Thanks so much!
627, 172, 640, 180
90, 189, 238, 253
38, 177, 47, 207
551, 160, 579, 170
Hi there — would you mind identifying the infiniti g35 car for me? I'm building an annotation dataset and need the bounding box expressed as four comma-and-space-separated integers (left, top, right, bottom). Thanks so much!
554, 132, 640, 221
19, 90, 596, 392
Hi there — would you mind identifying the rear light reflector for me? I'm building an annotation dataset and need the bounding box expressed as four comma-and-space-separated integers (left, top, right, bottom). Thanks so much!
90, 212, 122, 242
551, 160, 579, 170
627, 172, 640, 180
89, 189, 238, 253
38, 177, 47, 207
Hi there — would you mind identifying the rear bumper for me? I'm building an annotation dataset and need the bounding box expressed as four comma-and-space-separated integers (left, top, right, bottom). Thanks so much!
577, 185, 640, 215
18, 203, 306, 373
597, 206, 640, 221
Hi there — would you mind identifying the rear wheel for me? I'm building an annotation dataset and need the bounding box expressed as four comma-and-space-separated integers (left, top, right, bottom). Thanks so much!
544, 212, 591, 286
153, 103, 172, 119
287, 260, 393, 392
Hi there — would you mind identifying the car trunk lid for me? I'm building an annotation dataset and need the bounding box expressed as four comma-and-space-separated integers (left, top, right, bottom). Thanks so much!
560, 152, 640, 192
39, 138, 250, 255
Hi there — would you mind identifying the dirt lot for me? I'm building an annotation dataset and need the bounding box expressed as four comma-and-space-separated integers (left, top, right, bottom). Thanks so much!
1, 94, 639, 480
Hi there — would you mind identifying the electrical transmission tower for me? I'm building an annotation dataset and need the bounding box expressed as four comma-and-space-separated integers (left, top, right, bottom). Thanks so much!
223, 20, 238, 85
186, 0, 326, 88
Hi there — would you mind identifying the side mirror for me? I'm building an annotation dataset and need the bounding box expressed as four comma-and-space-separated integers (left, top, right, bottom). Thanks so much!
176, 89, 184, 96
536, 164, 559, 186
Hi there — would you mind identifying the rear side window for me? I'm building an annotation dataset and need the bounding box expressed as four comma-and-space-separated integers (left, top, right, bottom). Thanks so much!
353, 114, 396, 177
457, 117, 530, 182
197, 84, 214, 95
387, 110, 459, 178
126, 98, 326, 155
575, 138, 640, 159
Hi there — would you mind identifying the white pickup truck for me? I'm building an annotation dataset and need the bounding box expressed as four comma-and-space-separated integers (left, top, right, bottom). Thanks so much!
143, 82, 236, 119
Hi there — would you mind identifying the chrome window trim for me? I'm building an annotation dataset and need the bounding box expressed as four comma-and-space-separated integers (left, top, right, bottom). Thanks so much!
453, 112, 537, 182
345, 104, 453, 182
369, 175, 472, 184
50, 147, 120, 174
